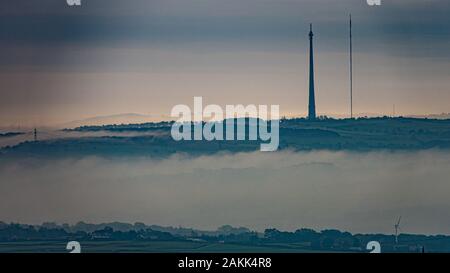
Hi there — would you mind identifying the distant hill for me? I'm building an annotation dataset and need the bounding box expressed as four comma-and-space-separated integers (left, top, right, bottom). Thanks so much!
1, 221, 450, 252
408, 113, 450, 120
52, 222, 251, 237
3, 117, 450, 158
0, 132, 24, 138
60, 113, 170, 129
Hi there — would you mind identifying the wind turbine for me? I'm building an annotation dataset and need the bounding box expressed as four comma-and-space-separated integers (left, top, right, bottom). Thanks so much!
394, 216, 402, 244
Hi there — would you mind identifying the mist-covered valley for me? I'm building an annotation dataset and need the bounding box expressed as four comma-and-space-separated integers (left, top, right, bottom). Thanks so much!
1, 149, 449, 235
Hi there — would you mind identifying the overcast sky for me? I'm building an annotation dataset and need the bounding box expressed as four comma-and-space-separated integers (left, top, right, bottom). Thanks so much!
1, 0, 449, 127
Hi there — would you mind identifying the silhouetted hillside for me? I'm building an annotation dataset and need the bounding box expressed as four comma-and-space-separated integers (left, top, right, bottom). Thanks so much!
1, 221, 449, 253
2, 117, 450, 158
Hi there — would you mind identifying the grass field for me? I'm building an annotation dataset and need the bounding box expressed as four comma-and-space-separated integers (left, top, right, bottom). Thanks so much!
0, 240, 337, 253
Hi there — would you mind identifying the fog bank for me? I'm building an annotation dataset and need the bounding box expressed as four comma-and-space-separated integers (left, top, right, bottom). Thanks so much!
1, 150, 449, 235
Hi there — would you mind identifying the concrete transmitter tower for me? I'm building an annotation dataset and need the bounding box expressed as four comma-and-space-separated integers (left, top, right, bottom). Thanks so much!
308, 24, 316, 120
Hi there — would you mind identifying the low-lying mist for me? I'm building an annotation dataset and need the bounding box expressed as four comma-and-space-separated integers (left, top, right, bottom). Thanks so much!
1, 150, 450, 235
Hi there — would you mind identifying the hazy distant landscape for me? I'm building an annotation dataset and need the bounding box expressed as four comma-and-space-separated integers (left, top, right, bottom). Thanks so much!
2, 221, 450, 253
1, 118, 450, 243
2, 117, 450, 158
1, 0, 450, 255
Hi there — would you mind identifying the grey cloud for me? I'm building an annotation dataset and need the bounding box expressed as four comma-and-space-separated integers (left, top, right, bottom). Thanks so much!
1, 0, 449, 52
